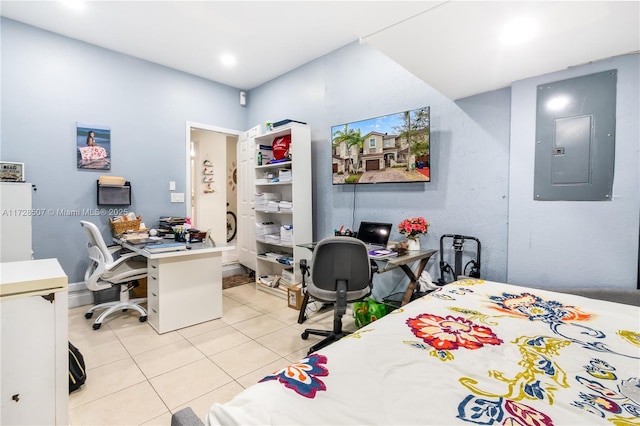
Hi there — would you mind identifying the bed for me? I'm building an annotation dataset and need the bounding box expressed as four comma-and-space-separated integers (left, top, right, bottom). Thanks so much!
181, 279, 640, 425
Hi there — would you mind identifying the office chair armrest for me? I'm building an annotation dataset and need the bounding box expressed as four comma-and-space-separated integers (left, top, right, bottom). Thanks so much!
109, 250, 143, 268
109, 243, 143, 256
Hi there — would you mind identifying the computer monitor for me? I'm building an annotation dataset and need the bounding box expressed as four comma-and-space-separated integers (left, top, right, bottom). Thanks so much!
357, 222, 392, 247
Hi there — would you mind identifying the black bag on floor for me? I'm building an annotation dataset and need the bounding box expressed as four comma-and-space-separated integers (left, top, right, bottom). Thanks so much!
69, 342, 87, 393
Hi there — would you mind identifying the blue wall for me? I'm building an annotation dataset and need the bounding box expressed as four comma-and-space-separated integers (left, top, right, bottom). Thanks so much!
248, 42, 639, 294
247, 42, 511, 300
508, 54, 639, 290
2, 18, 638, 294
1, 19, 246, 281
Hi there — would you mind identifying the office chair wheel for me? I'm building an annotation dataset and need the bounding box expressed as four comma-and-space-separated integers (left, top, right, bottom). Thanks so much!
139, 315, 147, 323
92, 323, 101, 330
85, 312, 93, 319
301, 331, 309, 340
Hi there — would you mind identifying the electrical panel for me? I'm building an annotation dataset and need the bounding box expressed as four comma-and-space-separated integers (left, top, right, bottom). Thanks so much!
534, 70, 616, 201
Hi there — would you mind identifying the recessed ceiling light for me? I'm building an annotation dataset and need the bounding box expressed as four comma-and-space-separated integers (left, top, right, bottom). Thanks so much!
60, 0, 85, 10
220, 54, 237, 67
500, 17, 536, 45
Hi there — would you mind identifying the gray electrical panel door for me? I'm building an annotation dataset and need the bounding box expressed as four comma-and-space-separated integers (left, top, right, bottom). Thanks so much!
534, 70, 616, 201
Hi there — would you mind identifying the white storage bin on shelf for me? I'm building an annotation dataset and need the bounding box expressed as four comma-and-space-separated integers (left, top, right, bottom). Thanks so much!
253, 123, 312, 298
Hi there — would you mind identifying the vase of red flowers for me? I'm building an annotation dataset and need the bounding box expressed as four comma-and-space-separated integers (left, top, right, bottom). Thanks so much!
398, 217, 429, 251
406, 237, 421, 251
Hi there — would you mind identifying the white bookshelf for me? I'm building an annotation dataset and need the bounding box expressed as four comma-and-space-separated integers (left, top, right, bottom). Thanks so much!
253, 123, 312, 298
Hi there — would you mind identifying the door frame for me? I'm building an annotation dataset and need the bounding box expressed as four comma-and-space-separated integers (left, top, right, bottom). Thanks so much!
184, 121, 241, 219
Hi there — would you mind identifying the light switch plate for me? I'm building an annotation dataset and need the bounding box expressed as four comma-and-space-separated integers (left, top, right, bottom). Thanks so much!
170, 192, 184, 203
169, 181, 176, 191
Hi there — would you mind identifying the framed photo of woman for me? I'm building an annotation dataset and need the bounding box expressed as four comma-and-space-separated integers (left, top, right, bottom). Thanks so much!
77, 123, 111, 170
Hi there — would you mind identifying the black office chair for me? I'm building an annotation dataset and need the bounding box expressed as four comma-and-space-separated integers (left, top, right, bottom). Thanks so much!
300, 236, 373, 354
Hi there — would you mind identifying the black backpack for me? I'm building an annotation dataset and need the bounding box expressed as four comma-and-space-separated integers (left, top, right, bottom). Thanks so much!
69, 342, 87, 393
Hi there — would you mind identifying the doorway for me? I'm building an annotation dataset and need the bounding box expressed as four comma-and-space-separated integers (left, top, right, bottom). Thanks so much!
186, 122, 241, 272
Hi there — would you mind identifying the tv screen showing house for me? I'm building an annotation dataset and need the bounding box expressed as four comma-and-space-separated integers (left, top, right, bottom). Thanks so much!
331, 106, 430, 185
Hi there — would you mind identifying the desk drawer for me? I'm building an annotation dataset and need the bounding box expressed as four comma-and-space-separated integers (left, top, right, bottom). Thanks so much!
146, 260, 160, 330
148, 259, 159, 280
147, 303, 159, 330
147, 273, 159, 291
147, 284, 159, 310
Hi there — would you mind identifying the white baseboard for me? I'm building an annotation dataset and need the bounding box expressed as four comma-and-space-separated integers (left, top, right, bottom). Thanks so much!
222, 262, 245, 277
68, 281, 93, 308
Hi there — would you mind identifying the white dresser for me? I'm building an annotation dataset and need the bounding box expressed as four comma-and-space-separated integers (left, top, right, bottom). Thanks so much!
0, 258, 68, 426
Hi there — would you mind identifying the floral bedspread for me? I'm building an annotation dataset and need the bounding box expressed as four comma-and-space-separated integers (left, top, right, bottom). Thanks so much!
206, 280, 640, 425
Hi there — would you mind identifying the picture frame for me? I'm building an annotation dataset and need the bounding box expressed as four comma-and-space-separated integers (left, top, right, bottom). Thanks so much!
0, 161, 25, 182
77, 123, 111, 170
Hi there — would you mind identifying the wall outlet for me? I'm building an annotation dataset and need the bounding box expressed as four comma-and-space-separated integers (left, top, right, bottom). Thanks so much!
170, 192, 184, 203
169, 181, 176, 191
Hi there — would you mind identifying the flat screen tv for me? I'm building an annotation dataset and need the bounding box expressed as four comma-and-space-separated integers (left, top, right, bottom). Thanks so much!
332, 106, 430, 185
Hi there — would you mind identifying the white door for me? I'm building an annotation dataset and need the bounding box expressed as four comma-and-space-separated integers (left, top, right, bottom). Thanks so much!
237, 125, 260, 271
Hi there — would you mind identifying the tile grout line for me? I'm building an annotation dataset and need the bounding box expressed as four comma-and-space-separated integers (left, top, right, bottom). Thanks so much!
69, 283, 312, 424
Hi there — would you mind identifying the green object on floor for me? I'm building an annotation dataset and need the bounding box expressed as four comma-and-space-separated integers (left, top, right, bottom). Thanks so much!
353, 297, 387, 328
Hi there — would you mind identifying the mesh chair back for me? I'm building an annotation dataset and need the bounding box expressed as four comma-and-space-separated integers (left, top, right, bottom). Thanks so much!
308, 237, 371, 301
80, 220, 147, 291
81, 220, 115, 264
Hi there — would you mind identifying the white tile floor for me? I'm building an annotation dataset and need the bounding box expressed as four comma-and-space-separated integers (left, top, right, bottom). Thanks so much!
68, 283, 354, 425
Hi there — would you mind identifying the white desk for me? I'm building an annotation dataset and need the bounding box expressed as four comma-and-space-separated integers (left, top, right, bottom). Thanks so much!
116, 239, 234, 334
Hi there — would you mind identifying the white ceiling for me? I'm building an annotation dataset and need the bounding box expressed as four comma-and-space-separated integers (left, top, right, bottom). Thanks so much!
1, 1, 638, 100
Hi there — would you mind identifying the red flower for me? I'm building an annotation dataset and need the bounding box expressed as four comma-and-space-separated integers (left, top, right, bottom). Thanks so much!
406, 313, 503, 351
504, 400, 554, 426
398, 217, 429, 238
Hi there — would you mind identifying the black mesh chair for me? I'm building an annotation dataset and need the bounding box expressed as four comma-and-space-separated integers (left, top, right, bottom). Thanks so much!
300, 236, 372, 354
